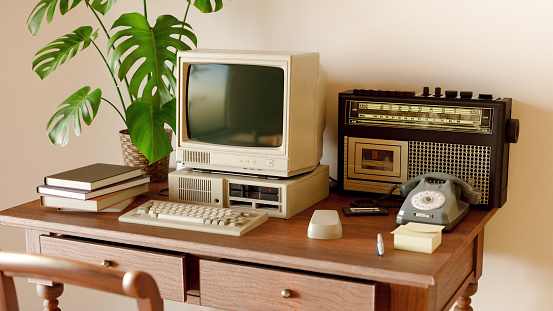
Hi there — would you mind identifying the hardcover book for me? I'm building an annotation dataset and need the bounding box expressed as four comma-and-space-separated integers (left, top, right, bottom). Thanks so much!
38, 175, 150, 200
57, 197, 137, 213
40, 183, 149, 212
44, 163, 141, 190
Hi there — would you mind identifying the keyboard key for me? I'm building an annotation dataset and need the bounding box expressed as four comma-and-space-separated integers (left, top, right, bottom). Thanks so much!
119, 200, 269, 236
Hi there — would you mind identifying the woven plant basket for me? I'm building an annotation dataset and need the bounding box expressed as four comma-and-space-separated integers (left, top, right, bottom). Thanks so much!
119, 129, 172, 182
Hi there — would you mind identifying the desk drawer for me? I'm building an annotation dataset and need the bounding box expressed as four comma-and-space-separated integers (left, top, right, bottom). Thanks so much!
200, 260, 375, 311
40, 235, 186, 302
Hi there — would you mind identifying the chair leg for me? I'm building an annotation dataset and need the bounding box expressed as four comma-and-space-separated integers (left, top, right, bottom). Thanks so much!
36, 283, 64, 311
0, 273, 19, 311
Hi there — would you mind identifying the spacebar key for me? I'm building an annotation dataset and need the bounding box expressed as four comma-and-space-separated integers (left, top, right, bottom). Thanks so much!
157, 213, 206, 223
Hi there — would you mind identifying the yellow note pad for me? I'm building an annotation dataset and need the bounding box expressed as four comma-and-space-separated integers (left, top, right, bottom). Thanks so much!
391, 223, 445, 253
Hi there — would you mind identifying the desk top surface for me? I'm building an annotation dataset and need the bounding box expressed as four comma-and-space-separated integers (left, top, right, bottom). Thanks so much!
0, 182, 497, 288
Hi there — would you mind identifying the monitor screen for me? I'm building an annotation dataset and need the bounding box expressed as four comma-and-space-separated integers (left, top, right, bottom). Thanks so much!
186, 64, 285, 148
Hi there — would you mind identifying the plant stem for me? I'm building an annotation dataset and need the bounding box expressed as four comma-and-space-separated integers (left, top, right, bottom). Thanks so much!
87, 4, 134, 106
183, 2, 191, 23
143, 0, 148, 20
91, 40, 127, 120
171, 2, 192, 76
102, 97, 126, 123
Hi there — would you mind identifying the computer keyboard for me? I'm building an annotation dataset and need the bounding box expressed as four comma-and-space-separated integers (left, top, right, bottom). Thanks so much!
119, 200, 269, 236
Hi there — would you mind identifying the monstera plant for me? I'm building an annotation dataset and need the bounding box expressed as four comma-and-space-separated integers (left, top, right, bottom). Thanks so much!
28, 0, 223, 164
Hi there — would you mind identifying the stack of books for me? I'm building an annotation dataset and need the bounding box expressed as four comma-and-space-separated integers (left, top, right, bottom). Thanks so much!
38, 163, 150, 212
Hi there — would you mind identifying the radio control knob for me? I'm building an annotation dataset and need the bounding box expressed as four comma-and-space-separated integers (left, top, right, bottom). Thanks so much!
479, 94, 493, 100
506, 119, 520, 143
422, 87, 430, 96
460, 91, 473, 99
434, 87, 442, 97
445, 90, 458, 98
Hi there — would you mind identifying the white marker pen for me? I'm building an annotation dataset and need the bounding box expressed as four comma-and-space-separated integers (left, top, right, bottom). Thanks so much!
376, 233, 384, 256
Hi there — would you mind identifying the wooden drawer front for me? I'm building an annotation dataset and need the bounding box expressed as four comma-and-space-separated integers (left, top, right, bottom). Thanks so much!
40, 236, 186, 302
200, 260, 375, 311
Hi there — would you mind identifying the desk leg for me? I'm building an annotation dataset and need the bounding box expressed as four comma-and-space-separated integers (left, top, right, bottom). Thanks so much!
455, 229, 485, 311
36, 283, 64, 311
454, 281, 478, 311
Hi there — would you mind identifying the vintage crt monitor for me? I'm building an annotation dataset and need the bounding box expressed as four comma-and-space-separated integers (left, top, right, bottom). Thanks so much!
174, 49, 327, 178
168, 50, 329, 218
338, 87, 519, 210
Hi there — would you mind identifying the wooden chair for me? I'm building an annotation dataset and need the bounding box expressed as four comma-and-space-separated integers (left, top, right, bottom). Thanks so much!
0, 251, 163, 311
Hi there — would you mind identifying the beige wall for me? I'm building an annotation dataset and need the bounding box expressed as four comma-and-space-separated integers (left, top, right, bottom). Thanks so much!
1, 0, 551, 310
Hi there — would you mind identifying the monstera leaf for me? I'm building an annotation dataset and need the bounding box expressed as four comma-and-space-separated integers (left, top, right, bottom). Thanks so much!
126, 99, 176, 164
27, 0, 84, 35
188, 0, 224, 13
46, 86, 102, 146
32, 26, 98, 80
108, 13, 197, 108
88, 0, 117, 15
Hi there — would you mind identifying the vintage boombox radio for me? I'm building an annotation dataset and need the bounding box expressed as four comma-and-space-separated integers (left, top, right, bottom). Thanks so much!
338, 87, 519, 210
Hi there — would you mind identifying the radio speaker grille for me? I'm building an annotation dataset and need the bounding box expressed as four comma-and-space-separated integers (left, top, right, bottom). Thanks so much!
177, 177, 212, 204
408, 141, 491, 204
183, 151, 210, 164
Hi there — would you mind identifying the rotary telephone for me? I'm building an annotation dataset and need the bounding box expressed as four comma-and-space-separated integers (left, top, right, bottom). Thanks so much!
396, 172, 482, 232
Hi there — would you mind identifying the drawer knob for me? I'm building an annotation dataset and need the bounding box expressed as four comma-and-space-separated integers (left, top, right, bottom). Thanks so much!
281, 289, 292, 298
101, 260, 111, 267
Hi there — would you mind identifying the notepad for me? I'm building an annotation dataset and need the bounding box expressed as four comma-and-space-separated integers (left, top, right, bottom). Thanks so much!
391, 223, 445, 253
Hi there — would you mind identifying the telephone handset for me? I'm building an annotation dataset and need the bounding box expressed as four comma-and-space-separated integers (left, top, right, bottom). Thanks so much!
396, 172, 482, 232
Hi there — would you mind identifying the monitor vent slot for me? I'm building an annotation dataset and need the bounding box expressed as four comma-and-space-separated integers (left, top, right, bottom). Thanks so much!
177, 177, 212, 204
183, 151, 211, 164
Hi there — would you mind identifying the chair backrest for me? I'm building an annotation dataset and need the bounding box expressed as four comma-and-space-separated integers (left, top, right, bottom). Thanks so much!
0, 251, 163, 311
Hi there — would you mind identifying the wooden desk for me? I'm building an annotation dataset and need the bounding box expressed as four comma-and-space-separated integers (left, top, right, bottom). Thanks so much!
0, 182, 496, 311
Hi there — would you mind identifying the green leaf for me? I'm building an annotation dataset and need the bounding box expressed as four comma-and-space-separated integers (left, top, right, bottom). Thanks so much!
88, 0, 117, 15
188, 0, 224, 13
162, 98, 177, 133
32, 26, 98, 80
108, 13, 197, 108
46, 86, 102, 146
126, 99, 176, 164
27, 0, 84, 36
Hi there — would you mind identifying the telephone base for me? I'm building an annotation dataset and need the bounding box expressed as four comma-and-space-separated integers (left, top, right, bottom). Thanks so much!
396, 205, 469, 232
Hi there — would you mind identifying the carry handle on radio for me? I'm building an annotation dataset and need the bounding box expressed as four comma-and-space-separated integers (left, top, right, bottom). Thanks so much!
399, 172, 482, 205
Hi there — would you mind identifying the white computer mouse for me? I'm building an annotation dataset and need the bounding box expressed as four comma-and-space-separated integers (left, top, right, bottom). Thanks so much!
307, 210, 342, 239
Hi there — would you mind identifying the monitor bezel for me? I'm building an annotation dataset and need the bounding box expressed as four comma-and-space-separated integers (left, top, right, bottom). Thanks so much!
177, 52, 291, 157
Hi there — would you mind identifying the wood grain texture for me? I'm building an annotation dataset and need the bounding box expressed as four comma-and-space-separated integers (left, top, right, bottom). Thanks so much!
40, 235, 186, 302
26, 229, 53, 286
36, 283, 63, 311
0, 251, 163, 311
0, 182, 499, 311
200, 260, 375, 311
454, 282, 478, 311
390, 284, 427, 311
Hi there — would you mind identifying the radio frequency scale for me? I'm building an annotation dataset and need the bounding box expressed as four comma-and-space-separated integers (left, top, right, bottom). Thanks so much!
338, 87, 519, 210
